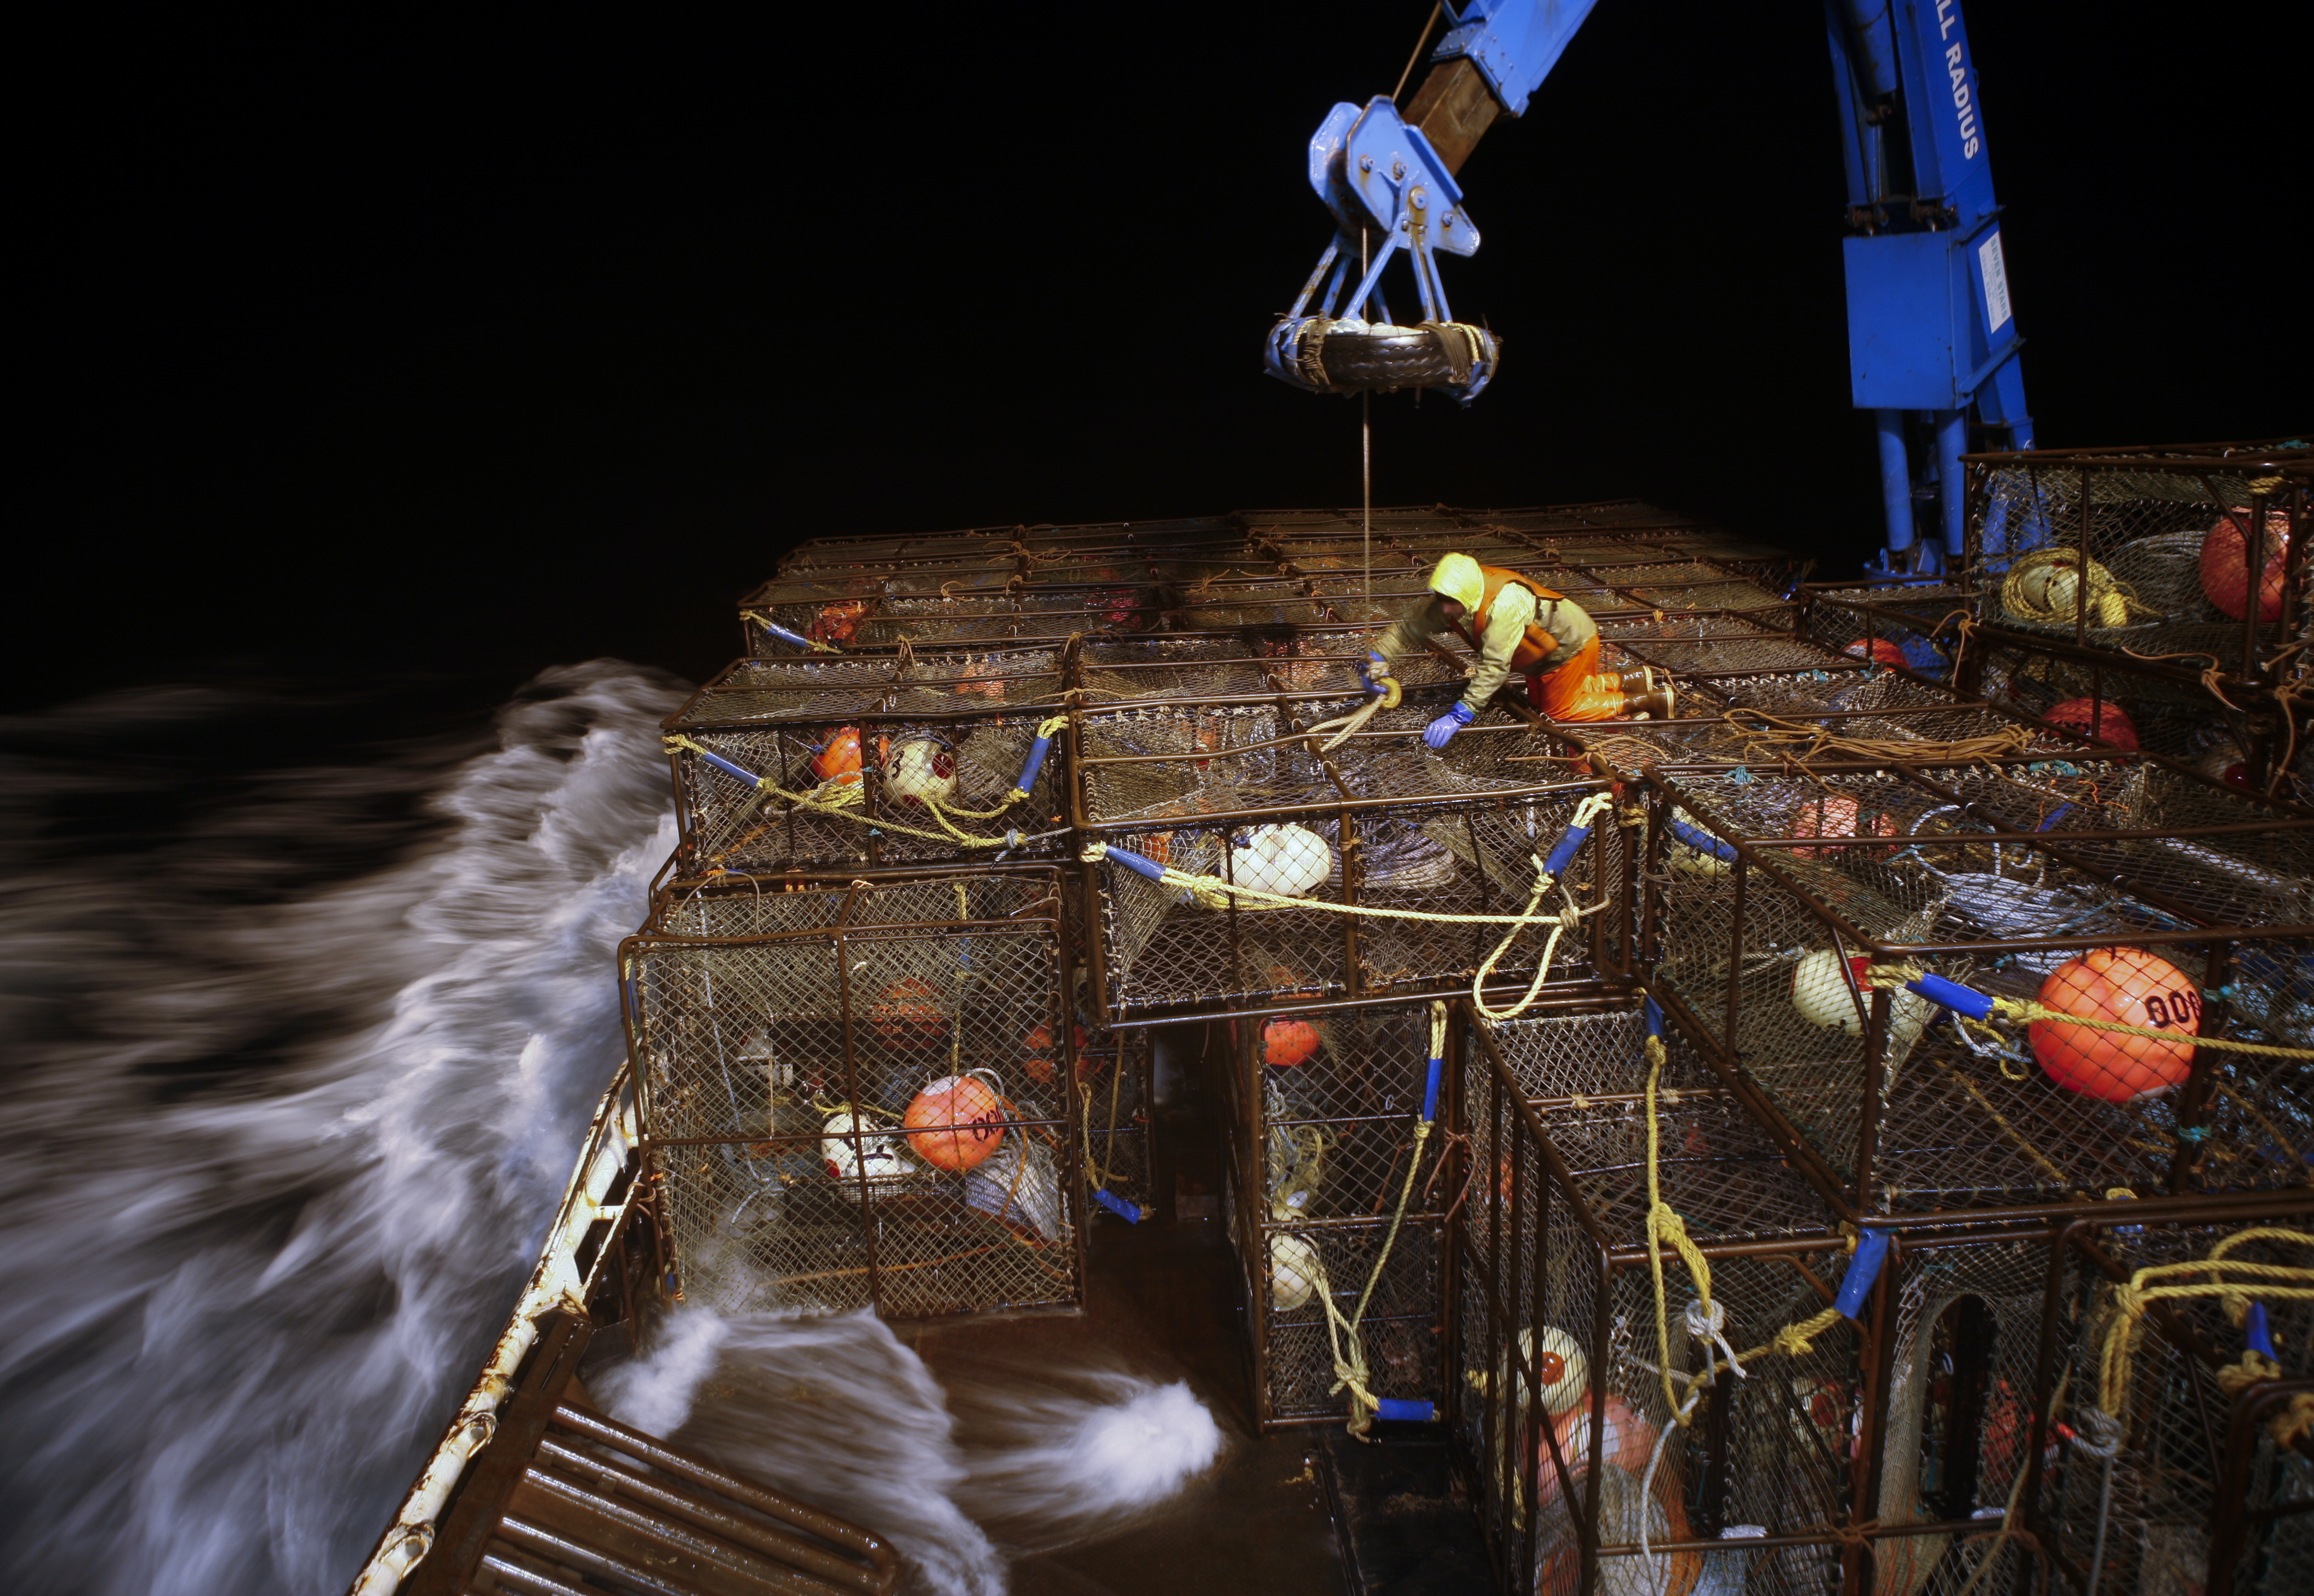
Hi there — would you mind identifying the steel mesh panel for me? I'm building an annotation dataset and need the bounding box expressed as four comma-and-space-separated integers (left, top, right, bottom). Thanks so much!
1080, 706, 1619, 1016
676, 648, 1065, 723
669, 708, 1070, 871
630, 887, 1078, 1321
1973, 460, 2302, 664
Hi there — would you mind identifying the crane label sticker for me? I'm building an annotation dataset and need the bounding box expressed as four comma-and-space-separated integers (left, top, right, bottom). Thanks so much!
1978, 231, 2013, 333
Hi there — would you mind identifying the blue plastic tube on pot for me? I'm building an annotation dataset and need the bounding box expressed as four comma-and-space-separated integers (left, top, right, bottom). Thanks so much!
1422, 1054, 1443, 1124
1669, 819, 1739, 862
1092, 1188, 1143, 1223
1833, 1229, 1893, 1319
1099, 845, 1168, 882
1013, 731, 1055, 796
1375, 1398, 1435, 1422
1542, 816, 1594, 878
760, 620, 821, 652
693, 747, 764, 789
1903, 972, 1995, 1022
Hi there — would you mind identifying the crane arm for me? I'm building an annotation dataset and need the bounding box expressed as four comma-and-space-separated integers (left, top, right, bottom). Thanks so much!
1265, 0, 2032, 574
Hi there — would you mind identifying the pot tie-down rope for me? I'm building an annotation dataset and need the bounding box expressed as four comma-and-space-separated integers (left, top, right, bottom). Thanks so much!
1086, 791, 1616, 1022
1318, 1002, 1450, 1438
739, 611, 842, 654
1863, 962, 2314, 1063
2093, 1226, 2314, 1425
1633, 1025, 1887, 1569
663, 722, 1070, 855
1719, 706, 2037, 766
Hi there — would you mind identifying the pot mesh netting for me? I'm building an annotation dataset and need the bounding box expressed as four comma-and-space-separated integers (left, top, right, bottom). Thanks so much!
1974, 460, 2302, 663
1649, 765, 2314, 1210
2035, 1221, 2314, 1596
629, 871, 1081, 1320
1077, 702, 1620, 1017
665, 651, 1073, 871
1456, 1018, 1862, 1596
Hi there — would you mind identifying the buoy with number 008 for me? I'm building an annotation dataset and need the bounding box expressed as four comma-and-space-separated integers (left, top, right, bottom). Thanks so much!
903, 1074, 1007, 1172
2029, 947, 2199, 1102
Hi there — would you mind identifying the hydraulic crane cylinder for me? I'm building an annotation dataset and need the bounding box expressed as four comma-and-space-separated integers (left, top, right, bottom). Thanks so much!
1873, 408, 1916, 555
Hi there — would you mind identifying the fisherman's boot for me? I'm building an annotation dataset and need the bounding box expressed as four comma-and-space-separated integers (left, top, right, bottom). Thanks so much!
1617, 677, 1675, 720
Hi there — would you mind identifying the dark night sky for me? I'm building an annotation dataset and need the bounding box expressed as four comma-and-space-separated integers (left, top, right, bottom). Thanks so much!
27, 4, 2306, 714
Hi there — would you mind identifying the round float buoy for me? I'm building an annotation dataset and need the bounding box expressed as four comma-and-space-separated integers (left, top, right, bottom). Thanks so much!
1021, 1020, 1094, 1086
2029, 947, 2199, 1102
1228, 823, 1332, 898
1269, 1233, 1324, 1311
1261, 1016, 1323, 1069
2043, 698, 2140, 751
2199, 508, 2291, 622
1791, 950, 1931, 1047
868, 976, 948, 1050
903, 1074, 1007, 1171
1788, 794, 1899, 859
882, 734, 959, 809
812, 727, 865, 786
1523, 1325, 1591, 1418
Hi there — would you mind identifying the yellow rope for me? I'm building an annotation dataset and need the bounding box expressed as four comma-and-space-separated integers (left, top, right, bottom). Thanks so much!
2094, 1227, 2314, 1423
1720, 707, 2036, 767
1998, 548, 2153, 630
740, 610, 841, 653
1863, 960, 2314, 1065
1639, 1030, 1862, 1421
1323, 1002, 1449, 1435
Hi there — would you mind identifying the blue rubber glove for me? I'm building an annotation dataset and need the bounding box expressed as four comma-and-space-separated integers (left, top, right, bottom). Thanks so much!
1424, 701, 1475, 749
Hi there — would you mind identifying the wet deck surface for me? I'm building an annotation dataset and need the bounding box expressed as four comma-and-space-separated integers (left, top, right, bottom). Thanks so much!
900, 1028, 1491, 1595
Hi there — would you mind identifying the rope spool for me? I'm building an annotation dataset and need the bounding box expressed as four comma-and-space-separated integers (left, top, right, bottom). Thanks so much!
1999, 548, 2151, 630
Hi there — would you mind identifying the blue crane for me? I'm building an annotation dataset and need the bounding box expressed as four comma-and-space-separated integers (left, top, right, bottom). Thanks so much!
1264, 1, 2033, 575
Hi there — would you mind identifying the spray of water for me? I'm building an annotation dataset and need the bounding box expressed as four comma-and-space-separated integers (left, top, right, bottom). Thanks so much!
0, 663, 686, 1596
0, 661, 1222, 1596
597, 1309, 1225, 1595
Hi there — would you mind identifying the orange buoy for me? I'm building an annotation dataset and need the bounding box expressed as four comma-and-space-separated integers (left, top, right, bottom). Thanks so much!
1788, 794, 1899, 858
1021, 1020, 1095, 1085
2042, 698, 2139, 751
868, 976, 948, 1050
2028, 947, 2199, 1102
1843, 637, 1907, 668
903, 1074, 1006, 1171
2199, 508, 2290, 622
1261, 1015, 1323, 1069
813, 727, 864, 785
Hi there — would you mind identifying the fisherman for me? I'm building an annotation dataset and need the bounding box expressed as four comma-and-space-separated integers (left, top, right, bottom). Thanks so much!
1364, 553, 1672, 748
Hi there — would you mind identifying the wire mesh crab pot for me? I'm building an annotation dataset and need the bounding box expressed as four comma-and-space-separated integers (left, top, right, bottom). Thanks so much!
1453, 1010, 1887, 1596
1071, 632, 1471, 706
623, 868, 1084, 1321
1071, 697, 1625, 1022
663, 648, 1071, 873
1800, 583, 1975, 683
1642, 759, 2314, 1219
1965, 442, 2310, 677
741, 585, 1165, 657
1213, 996, 1460, 1428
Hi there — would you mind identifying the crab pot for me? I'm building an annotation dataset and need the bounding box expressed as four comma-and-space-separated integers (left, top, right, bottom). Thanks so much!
1073, 633, 1471, 706
1454, 1012, 1879, 1596
1879, 1196, 2314, 1596
1643, 761, 2314, 1219
1072, 697, 1625, 1022
1965, 442, 2309, 675
1800, 583, 1975, 685
663, 648, 1071, 873
622, 867, 1083, 1321
1215, 997, 1458, 1428
741, 583, 1165, 657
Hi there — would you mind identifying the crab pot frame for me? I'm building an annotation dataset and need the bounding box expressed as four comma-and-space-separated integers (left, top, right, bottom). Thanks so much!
1216, 995, 1463, 1428
1962, 442, 2311, 685
663, 648, 1072, 873
1454, 1011, 1872, 1596
1453, 1006, 2314, 1596
621, 867, 1086, 1323
1799, 583, 1977, 686
1641, 759, 2314, 1222
740, 582, 1166, 657
1071, 697, 1626, 1023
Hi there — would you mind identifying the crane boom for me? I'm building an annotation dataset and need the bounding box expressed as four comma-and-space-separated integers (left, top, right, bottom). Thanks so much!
1265, 0, 2032, 574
